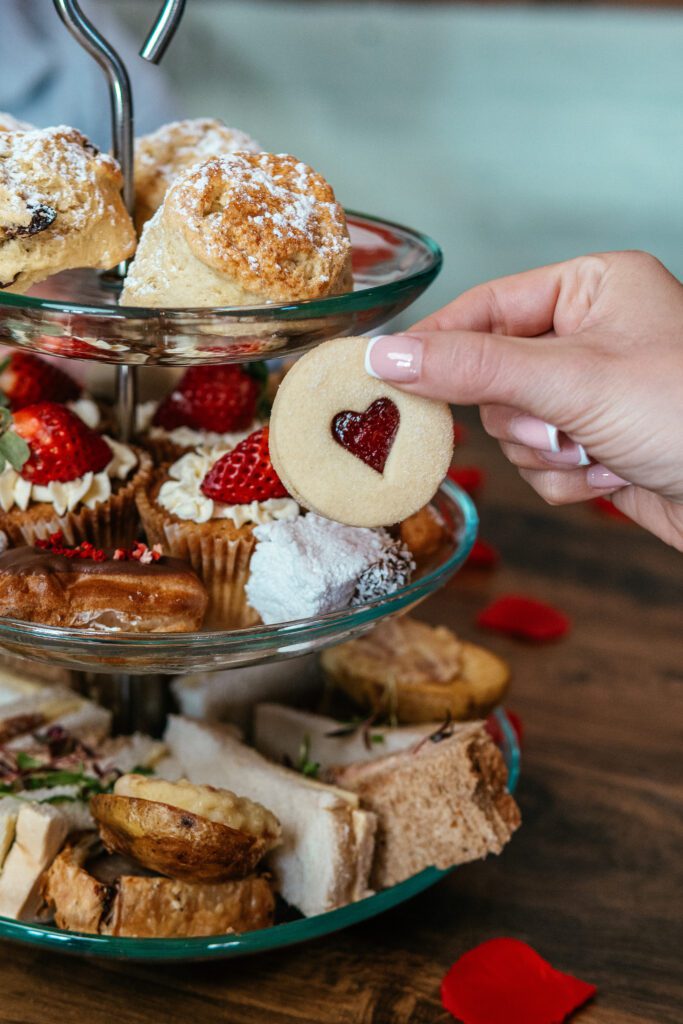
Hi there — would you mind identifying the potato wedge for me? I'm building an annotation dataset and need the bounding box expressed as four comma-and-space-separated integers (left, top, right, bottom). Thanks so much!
321, 617, 510, 724
91, 792, 277, 883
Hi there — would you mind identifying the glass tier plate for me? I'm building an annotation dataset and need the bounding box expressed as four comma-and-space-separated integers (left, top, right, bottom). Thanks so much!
0, 481, 477, 675
0, 213, 441, 366
0, 708, 519, 962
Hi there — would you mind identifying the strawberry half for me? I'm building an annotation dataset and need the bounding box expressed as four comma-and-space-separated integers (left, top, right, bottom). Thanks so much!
200, 426, 288, 504
13, 402, 112, 485
153, 364, 265, 434
0, 352, 81, 411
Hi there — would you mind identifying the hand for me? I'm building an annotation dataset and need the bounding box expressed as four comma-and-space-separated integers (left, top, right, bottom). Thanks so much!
365, 251, 683, 550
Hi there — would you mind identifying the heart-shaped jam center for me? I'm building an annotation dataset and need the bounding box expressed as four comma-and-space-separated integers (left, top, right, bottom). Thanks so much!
331, 397, 400, 474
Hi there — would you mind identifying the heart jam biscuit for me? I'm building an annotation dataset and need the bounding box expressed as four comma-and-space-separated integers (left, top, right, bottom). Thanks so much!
269, 337, 454, 528
331, 398, 400, 474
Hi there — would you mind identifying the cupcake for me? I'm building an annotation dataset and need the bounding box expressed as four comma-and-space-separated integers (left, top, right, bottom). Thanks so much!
136, 362, 268, 464
136, 426, 298, 628
0, 349, 104, 431
0, 402, 151, 548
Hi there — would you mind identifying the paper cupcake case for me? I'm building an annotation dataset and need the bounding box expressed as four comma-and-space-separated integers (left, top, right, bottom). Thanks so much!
0, 449, 152, 550
135, 483, 260, 629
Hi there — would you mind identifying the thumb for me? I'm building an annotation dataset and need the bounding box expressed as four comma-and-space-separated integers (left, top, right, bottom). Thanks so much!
365, 330, 585, 425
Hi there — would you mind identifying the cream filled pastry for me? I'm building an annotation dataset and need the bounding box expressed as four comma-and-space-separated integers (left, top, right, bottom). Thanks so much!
121, 151, 352, 307
245, 513, 414, 625
0, 538, 208, 632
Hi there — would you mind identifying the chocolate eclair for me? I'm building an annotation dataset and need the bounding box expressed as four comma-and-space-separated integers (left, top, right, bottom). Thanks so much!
0, 537, 207, 632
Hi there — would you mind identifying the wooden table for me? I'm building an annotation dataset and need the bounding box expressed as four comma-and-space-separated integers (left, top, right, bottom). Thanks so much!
2, 410, 681, 1024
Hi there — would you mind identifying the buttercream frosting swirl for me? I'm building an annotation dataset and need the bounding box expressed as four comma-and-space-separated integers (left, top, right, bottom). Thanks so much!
0, 437, 137, 516
157, 448, 299, 526
136, 400, 262, 452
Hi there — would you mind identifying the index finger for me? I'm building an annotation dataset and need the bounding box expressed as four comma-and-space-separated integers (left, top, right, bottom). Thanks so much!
411, 255, 608, 338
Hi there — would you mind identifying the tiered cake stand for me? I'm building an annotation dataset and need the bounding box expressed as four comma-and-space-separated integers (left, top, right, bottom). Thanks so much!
0, 0, 519, 960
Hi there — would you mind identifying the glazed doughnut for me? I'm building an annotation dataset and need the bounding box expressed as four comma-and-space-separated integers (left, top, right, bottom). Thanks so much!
269, 337, 454, 527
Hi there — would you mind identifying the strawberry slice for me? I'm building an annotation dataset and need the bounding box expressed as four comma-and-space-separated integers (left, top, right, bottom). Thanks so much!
201, 426, 288, 504
153, 364, 266, 434
12, 402, 112, 485
0, 352, 81, 410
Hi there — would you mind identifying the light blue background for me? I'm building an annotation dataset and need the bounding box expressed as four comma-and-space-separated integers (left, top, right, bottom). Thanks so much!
119, 1, 683, 322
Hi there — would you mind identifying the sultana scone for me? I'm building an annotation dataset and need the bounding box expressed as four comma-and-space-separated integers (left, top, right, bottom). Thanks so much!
121, 151, 353, 308
0, 126, 136, 293
0, 113, 33, 132
134, 117, 261, 232
321, 616, 510, 723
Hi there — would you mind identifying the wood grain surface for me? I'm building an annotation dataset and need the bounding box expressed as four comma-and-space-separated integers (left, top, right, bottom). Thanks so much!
1, 408, 681, 1024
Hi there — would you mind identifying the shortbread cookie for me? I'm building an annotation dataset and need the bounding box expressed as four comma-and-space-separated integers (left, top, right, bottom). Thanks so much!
121, 152, 353, 308
0, 126, 136, 293
134, 117, 261, 231
269, 337, 454, 527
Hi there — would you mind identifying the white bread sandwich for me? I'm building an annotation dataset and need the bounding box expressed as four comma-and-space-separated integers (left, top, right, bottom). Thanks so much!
0, 684, 111, 749
254, 702, 435, 768
171, 653, 318, 733
254, 703, 520, 889
160, 715, 376, 917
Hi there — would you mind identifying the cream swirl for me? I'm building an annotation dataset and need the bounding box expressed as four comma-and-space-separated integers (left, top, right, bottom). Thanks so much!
136, 400, 263, 452
0, 437, 137, 516
157, 447, 298, 526
66, 396, 101, 430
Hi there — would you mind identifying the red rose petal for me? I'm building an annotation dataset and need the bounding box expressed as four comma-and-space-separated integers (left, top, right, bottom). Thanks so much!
592, 497, 632, 523
441, 938, 597, 1024
466, 538, 499, 569
448, 465, 485, 496
452, 420, 467, 446
477, 595, 571, 642
486, 710, 523, 748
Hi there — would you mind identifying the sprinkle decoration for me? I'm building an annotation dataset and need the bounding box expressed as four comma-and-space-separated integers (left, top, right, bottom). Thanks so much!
466, 538, 499, 569
35, 532, 162, 564
477, 595, 571, 642
448, 465, 485, 496
441, 938, 597, 1024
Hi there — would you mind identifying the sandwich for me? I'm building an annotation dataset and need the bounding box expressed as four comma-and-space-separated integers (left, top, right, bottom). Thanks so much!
160, 715, 377, 917
253, 703, 521, 889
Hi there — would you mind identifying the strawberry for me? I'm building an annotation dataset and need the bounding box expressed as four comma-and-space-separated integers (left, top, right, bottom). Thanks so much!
12, 402, 112, 485
201, 426, 288, 504
0, 352, 81, 411
153, 364, 266, 434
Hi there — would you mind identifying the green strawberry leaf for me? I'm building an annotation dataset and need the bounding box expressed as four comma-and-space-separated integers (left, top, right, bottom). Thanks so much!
0, 430, 29, 471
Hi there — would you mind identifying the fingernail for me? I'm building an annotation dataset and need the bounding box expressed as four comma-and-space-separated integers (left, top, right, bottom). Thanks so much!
365, 335, 423, 382
539, 442, 591, 467
587, 465, 629, 489
508, 415, 560, 453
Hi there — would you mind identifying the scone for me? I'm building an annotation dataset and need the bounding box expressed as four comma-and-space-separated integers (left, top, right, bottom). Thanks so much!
0, 113, 33, 132
121, 151, 353, 307
0, 126, 136, 293
0, 539, 208, 632
135, 427, 299, 628
0, 401, 151, 548
134, 117, 261, 231
321, 616, 511, 723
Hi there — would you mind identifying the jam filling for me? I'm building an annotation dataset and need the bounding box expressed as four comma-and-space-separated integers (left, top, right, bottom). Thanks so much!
331, 397, 399, 474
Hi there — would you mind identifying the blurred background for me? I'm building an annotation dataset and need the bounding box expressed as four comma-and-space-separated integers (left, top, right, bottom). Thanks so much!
1, 0, 682, 324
